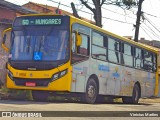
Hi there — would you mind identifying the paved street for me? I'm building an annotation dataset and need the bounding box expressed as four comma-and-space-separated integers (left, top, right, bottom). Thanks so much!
0, 99, 160, 111
0, 99, 160, 120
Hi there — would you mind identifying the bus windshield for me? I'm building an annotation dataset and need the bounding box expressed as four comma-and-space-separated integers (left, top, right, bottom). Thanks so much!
11, 25, 69, 61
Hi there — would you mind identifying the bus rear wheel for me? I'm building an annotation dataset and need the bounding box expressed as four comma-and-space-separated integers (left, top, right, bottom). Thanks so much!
32, 90, 49, 101
122, 84, 140, 104
83, 78, 98, 104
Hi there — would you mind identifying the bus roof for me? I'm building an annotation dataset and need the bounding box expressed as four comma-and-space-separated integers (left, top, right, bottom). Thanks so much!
16, 14, 159, 53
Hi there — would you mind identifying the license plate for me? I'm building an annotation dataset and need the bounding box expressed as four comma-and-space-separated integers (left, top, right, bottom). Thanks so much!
25, 82, 36, 87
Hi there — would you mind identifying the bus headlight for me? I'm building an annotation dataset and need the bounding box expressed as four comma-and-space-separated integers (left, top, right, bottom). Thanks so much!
53, 73, 59, 80
51, 69, 68, 81
60, 70, 67, 76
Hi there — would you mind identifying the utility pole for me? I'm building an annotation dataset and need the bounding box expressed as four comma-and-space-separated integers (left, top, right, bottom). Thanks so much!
134, 0, 144, 42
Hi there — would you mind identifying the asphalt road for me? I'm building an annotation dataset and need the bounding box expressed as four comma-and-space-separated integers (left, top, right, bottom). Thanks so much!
0, 99, 160, 120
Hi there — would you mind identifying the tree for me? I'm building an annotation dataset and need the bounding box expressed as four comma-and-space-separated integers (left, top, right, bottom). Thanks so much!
79, 0, 103, 27
76, 0, 143, 42
78, 0, 138, 27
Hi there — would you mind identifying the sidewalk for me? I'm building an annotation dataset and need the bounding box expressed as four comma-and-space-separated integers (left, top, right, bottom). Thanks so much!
139, 97, 160, 103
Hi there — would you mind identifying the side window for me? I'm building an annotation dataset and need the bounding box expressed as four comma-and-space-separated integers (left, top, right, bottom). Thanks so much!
135, 48, 142, 59
92, 45, 106, 61
71, 32, 89, 64
92, 32, 107, 47
143, 51, 153, 72
134, 48, 143, 69
141, 50, 157, 72
108, 37, 120, 63
144, 51, 152, 62
77, 34, 89, 56
92, 31, 107, 61
71, 23, 91, 64
123, 44, 132, 55
121, 43, 133, 66
153, 54, 157, 72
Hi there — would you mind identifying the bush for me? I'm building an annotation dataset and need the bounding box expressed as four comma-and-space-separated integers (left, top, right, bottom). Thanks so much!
0, 86, 32, 100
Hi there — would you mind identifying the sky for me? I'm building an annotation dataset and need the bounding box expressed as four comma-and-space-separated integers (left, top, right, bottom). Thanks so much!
5, 0, 160, 41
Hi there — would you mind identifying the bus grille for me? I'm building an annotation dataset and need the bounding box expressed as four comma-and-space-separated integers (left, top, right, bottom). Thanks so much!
10, 62, 55, 70
12, 78, 52, 87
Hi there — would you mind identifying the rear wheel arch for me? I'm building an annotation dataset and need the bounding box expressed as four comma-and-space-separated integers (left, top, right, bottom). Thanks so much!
122, 82, 141, 104
135, 81, 141, 98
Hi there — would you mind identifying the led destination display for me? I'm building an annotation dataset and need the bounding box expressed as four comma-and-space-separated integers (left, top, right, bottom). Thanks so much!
13, 15, 69, 27
22, 18, 62, 25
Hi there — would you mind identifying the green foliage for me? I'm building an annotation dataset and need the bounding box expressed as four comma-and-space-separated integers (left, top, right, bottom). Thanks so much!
0, 86, 32, 100
122, 0, 137, 8
9, 89, 33, 100
114, 98, 122, 102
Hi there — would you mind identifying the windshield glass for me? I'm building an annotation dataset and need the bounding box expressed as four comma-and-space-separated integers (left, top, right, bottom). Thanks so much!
11, 25, 69, 61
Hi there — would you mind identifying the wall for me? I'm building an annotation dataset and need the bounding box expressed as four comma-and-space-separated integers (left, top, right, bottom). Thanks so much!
0, 7, 15, 85
0, 24, 12, 85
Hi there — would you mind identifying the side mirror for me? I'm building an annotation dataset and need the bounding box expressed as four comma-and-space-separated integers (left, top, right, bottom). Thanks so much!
76, 32, 82, 46
2, 28, 12, 52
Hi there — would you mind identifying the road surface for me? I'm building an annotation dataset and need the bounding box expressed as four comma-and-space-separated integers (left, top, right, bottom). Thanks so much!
0, 99, 159, 120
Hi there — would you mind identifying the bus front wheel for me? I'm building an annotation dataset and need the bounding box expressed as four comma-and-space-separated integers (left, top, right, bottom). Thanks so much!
32, 90, 49, 101
83, 78, 98, 104
122, 84, 140, 104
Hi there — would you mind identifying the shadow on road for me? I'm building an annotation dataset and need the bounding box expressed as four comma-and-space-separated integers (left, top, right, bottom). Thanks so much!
0, 99, 153, 106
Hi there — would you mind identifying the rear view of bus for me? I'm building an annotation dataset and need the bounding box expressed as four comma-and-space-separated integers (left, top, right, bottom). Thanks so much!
2, 15, 71, 101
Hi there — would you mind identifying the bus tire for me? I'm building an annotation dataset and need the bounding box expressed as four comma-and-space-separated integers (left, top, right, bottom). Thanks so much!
84, 78, 98, 104
122, 84, 140, 104
32, 90, 49, 101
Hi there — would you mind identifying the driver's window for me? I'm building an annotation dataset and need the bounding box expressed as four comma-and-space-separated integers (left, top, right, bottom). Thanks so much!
77, 34, 89, 56
71, 32, 89, 64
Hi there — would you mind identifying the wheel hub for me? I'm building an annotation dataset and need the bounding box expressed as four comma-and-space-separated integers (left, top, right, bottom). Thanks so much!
88, 85, 95, 98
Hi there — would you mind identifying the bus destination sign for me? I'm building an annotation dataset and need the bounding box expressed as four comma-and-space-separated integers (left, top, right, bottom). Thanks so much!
22, 18, 62, 25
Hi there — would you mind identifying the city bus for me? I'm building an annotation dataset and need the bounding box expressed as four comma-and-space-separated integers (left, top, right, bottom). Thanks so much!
2, 14, 159, 104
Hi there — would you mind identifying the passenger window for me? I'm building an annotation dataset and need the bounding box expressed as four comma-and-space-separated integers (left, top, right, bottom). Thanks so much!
92, 31, 107, 61
108, 37, 120, 63
123, 44, 132, 55
143, 50, 154, 72
135, 48, 142, 59
135, 48, 143, 69
108, 38, 120, 51
92, 45, 106, 60
144, 51, 152, 62
153, 54, 157, 63
92, 32, 104, 46
152, 54, 157, 72
121, 43, 133, 66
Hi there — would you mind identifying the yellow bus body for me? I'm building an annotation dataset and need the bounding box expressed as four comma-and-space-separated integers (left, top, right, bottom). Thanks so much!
7, 62, 72, 91
4, 14, 159, 98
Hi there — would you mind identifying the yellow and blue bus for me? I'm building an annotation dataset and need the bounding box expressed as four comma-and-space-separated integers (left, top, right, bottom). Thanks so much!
2, 14, 159, 104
